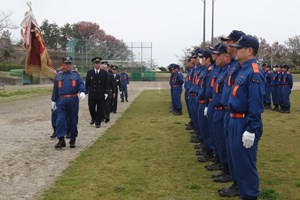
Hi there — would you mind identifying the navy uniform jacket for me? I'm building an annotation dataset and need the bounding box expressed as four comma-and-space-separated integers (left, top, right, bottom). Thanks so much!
265, 70, 273, 86
120, 72, 129, 87
281, 71, 293, 89
211, 63, 230, 107
189, 65, 203, 94
221, 59, 240, 106
205, 65, 219, 105
228, 59, 265, 134
171, 70, 184, 89
51, 70, 85, 102
85, 69, 109, 100
184, 66, 195, 90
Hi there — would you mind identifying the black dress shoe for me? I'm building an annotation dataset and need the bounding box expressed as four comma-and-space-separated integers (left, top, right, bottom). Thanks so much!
55, 138, 66, 149
69, 140, 76, 148
96, 124, 100, 128
213, 174, 232, 183
104, 119, 110, 123
90, 120, 95, 125
121, 99, 124, 102
50, 131, 56, 139
126, 99, 128, 102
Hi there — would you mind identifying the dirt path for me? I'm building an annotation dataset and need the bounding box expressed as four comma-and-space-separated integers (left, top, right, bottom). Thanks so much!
0, 81, 169, 200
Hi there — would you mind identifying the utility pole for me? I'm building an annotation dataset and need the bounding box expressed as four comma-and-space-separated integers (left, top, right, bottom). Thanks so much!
211, 0, 216, 46
202, 0, 206, 48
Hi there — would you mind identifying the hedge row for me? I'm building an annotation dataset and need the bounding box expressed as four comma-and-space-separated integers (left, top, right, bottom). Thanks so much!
0, 64, 24, 71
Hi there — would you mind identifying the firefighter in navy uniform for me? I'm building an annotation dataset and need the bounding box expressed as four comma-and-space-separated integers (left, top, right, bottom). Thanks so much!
264, 64, 273, 109
119, 68, 129, 102
51, 56, 86, 149
280, 64, 293, 113
228, 35, 265, 200
169, 63, 184, 115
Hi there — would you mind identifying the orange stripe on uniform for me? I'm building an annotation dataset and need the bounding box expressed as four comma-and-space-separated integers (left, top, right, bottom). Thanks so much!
252, 63, 259, 73
72, 80, 77, 87
58, 80, 62, 88
227, 76, 232, 86
232, 85, 239, 97
210, 78, 215, 87
215, 83, 219, 94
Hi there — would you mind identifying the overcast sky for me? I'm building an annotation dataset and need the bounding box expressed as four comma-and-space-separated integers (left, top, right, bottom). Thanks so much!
2, 0, 300, 67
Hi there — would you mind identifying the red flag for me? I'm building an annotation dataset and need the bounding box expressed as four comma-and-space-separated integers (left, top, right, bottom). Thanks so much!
21, 7, 56, 79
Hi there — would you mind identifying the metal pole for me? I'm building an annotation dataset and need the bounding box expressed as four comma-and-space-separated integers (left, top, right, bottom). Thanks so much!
150, 42, 153, 68
211, 0, 215, 46
202, 0, 206, 48
131, 42, 133, 71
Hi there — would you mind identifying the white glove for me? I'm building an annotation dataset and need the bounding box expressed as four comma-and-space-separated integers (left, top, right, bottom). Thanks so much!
242, 131, 255, 149
51, 101, 57, 110
104, 93, 108, 100
204, 107, 208, 118
79, 92, 85, 100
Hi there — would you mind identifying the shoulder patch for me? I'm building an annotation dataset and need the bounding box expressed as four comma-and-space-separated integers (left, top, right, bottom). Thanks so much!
251, 63, 259, 74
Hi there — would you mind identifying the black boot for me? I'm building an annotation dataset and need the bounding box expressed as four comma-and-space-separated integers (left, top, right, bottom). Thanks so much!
126, 98, 128, 102
219, 181, 239, 197
271, 105, 278, 111
69, 140, 76, 148
66, 130, 71, 139
55, 137, 66, 149
121, 99, 124, 102
50, 131, 56, 139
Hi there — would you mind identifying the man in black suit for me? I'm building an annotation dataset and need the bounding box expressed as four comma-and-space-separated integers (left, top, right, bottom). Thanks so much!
101, 61, 116, 123
85, 57, 109, 128
111, 65, 120, 113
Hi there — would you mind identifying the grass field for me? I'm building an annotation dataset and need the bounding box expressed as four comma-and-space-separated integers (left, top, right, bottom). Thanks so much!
0, 87, 52, 103
39, 89, 300, 200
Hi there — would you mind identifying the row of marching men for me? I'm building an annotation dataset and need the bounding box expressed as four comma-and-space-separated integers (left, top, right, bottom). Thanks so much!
184, 30, 265, 200
261, 63, 293, 113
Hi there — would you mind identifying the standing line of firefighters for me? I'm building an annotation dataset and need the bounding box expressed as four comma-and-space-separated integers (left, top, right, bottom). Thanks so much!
168, 30, 293, 200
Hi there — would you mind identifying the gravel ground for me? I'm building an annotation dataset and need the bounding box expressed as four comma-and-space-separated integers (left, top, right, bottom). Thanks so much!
0, 81, 169, 200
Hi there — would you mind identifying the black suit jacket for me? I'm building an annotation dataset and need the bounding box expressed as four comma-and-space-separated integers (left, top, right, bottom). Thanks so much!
85, 69, 109, 99
107, 73, 116, 96
113, 73, 120, 92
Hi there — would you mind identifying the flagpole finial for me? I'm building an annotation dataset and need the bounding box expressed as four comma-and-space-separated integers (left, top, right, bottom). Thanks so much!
26, 0, 32, 11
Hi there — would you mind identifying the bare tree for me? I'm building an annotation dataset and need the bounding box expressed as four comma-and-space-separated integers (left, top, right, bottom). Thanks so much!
0, 11, 18, 34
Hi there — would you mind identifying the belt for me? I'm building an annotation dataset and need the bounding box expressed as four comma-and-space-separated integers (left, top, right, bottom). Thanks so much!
230, 113, 246, 118
190, 93, 197, 96
199, 100, 206, 104
61, 94, 78, 98
214, 106, 228, 111
172, 85, 181, 87
282, 85, 289, 87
